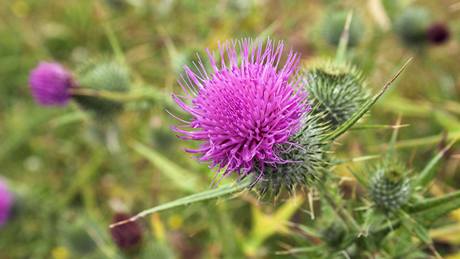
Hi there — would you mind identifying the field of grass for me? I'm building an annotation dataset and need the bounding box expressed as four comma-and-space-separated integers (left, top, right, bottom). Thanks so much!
0, 0, 460, 258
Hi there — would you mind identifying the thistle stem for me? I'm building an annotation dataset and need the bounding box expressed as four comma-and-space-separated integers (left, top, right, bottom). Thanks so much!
318, 181, 361, 233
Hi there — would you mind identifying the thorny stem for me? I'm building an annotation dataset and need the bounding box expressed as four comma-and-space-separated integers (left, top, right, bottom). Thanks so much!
318, 180, 361, 233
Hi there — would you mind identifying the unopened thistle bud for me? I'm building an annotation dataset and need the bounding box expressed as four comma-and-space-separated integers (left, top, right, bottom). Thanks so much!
74, 61, 130, 117
369, 163, 411, 212
394, 7, 431, 47
322, 10, 364, 48
29, 62, 75, 106
305, 59, 368, 129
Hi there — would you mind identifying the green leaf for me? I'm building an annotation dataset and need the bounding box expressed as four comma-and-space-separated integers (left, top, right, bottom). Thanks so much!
130, 140, 202, 193
323, 58, 413, 141
109, 178, 251, 229
399, 211, 431, 244
408, 190, 460, 223
335, 11, 353, 64
416, 138, 458, 188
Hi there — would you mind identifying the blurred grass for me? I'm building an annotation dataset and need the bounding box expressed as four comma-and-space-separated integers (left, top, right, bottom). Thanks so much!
0, 0, 459, 258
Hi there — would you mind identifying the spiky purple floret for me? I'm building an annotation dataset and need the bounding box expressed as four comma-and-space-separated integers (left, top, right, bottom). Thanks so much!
29, 62, 74, 106
173, 39, 309, 178
0, 179, 13, 226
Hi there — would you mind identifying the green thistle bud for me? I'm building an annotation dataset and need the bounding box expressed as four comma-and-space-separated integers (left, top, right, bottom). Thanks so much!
74, 61, 131, 117
369, 163, 411, 212
322, 10, 364, 48
394, 7, 431, 47
257, 112, 330, 197
305, 59, 369, 129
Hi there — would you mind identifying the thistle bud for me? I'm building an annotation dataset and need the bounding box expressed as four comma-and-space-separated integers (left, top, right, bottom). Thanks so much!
321, 10, 364, 48
394, 7, 431, 47
369, 164, 411, 212
305, 59, 368, 129
74, 61, 130, 117
110, 213, 143, 251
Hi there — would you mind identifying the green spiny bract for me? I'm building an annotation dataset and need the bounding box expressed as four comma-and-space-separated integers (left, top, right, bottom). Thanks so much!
305, 59, 369, 129
74, 61, 130, 117
321, 223, 347, 248
256, 112, 330, 197
369, 162, 411, 212
321, 10, 364, 48
394, 7, 431, 47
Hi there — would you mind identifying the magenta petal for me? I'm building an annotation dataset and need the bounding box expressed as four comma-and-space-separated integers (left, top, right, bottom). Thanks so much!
172, 39, 309, 177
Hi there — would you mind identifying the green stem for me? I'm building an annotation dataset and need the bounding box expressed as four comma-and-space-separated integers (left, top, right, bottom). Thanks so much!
110, 178, 252, 228
318, 181, 360, 233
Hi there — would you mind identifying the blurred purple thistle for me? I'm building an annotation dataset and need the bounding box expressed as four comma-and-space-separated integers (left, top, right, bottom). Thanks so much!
427, 23, 450, 45
29, 62, 75, 106
0, 179, 13, 227
172, 39, 309, 179
110, 213, 143, 250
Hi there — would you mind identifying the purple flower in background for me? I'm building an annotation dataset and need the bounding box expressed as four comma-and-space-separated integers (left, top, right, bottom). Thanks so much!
110, 213, 143, 250
29, 62, 74, 106
0, 179, 13, 227
427, 23, 450, 45
173, 39, 308, 179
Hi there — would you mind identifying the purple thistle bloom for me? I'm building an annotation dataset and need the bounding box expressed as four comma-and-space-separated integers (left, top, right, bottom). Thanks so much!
0, 179, 13, 227
173, 39, 309, 178
29, 62, 74, 106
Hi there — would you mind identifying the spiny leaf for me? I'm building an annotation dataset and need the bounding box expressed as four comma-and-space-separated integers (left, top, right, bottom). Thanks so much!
416, 138, 458, 188
109, 178, 251, 229
408, 190, 460, 223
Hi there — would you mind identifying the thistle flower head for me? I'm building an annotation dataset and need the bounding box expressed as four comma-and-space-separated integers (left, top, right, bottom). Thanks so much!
173, 39, 309, 180
0, 179, 13, 227
29, 62, 74, 106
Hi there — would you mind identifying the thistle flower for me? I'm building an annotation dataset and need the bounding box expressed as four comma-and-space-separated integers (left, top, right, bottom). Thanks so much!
173, 39, 309, 183
29, 62, 75, 106
110, 213, 143, 251
305, 59, 368, 129
427, 23, 450, 45
369, 162, 411, 212
0, 179, 14, 227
